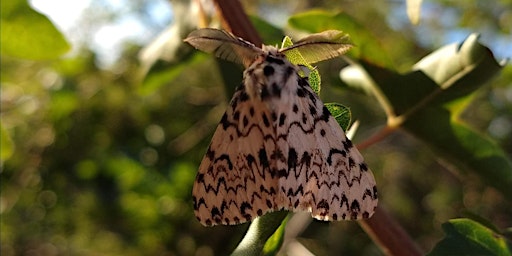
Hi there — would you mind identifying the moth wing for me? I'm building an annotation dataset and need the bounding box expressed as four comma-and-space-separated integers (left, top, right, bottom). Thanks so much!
281, 30, 353, 64
184, 28, 263, 67
192, 85, 280, 226
274, 75, 377, 221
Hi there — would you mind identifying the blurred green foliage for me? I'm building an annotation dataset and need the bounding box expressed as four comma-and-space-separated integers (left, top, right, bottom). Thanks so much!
1, 0, 70, 59
1, 0, 511, 255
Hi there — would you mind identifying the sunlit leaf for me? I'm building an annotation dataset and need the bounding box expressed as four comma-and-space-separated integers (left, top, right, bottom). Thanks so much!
231, 211, 288, 256
280, 36, 321, 93
0, 0, 70, 60
262, 214, 289, 256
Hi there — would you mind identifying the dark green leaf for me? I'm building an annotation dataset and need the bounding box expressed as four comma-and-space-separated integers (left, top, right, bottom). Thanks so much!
428, 218, 512, 256
404, 107, 512, 199
340, 34, 512, 199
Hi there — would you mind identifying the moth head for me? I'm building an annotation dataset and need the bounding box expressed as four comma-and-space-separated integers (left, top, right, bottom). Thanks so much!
249, 45, 289, 68
262, 45, 283, 57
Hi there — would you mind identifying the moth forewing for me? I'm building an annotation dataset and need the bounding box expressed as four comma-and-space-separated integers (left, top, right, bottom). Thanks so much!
184, 28, 263, 67
280, 30, 353, 64
188, 28, 377, 226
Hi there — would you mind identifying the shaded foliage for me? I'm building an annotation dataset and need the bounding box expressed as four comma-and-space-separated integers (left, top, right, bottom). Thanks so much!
1, 0, 511, 255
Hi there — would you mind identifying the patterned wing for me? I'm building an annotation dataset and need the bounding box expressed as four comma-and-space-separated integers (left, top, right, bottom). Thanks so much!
279, 76, 377, 220
192, 81, 280, 226
255, 50, 378, 221
190, 29, 378, 226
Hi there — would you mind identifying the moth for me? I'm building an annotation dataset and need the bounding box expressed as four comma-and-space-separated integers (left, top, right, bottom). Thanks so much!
184, 28, 377, 226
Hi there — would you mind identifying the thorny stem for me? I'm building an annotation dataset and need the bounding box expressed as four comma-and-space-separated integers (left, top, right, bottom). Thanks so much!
208, 1, 424, 255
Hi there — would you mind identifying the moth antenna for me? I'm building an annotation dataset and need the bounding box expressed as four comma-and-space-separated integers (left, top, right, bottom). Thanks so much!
281, 30, 353, 64
184, 28, 264, 67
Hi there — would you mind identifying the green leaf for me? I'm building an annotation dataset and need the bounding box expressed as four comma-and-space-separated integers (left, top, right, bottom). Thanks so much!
428, 218, 512, 256
262, 214, 289, 256
231, 211, 288, 256
1, 0, 70, 60
404, 35, 511, 199
280, 36, 321, 93
0, 124, 14, 163
288, 10, 394, 68
405, 107, 512, 198
342, 34, 505, 117
325, 103, 351, 131
340, 34, 512, 198
341, 62, 437, 118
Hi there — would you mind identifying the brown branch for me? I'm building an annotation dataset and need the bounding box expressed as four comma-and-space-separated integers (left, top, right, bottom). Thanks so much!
360, 207, 424, 256
357, 126, 423, 256
356, 125, 397, 150
213, 0, 262, 46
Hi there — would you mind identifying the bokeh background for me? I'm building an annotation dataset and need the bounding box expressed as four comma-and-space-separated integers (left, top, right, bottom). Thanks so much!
1, 0, 511, 255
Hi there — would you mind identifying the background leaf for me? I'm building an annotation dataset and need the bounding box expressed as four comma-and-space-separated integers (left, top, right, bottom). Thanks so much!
0, 0, 69, 59
428, 218, 512, 256
340, 34, 511, 199
288, 10, 394, 68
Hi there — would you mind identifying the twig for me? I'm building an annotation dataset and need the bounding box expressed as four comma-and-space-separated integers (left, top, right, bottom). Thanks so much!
356, 125, 397, 150
213, 0, 262, 46
360, 207, 424, 256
